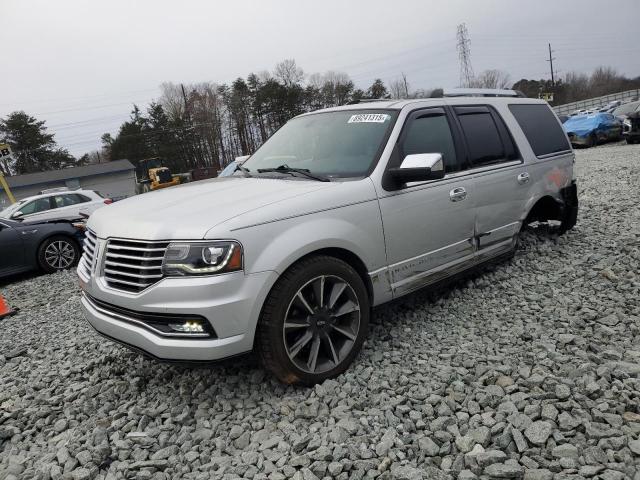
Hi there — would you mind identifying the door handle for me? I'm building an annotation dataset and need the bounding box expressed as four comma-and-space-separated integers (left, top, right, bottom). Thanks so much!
449, 187, 467, 202
517, 172, 530, 185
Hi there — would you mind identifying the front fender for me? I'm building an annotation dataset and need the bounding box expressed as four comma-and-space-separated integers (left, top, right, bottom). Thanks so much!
236, 200, 386, 277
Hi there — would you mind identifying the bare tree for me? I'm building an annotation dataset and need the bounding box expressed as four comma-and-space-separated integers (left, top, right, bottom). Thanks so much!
470, 69, 512, 89
589, 66, 624, 97
159, 82, 186, 121
389, 73, 410, 99
274, 59, 304, 87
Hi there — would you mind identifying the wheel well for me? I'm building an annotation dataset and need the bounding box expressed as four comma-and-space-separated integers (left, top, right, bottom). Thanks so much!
288, 248, 374, 304
525, 196, 562, 224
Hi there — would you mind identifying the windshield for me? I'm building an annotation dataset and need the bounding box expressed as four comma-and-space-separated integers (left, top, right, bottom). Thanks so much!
242, 110, 398, 178
0, 199, 27, 218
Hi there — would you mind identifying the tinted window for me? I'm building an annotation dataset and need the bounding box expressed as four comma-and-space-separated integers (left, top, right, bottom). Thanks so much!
509, 104, 571, 156
21, 198, 52, 214
457, 112, 505, 166
401, 113, 458, 173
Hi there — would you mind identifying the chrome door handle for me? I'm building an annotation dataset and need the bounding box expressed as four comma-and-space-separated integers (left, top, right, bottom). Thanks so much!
449, 187, 467, 202
517, 172, 530, 185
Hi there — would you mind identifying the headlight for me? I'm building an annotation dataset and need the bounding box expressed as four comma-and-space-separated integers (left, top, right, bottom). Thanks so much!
162, 241, 243, 276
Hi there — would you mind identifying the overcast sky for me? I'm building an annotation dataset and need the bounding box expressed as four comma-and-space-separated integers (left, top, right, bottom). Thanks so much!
2, 0, 638, 157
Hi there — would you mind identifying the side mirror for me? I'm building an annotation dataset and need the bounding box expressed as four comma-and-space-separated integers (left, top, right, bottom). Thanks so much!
388, 153, 445, 184
235, 155, 250, 164
10, 211, 24, 220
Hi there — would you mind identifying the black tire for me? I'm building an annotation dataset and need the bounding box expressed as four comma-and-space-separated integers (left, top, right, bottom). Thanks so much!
37, 235, 80, 273
589, 133, 597, 148
256, 255, 370, 386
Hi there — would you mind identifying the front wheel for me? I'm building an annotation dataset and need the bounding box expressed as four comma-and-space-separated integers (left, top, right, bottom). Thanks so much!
256, 256, 370, 385
37, 236, 80, 273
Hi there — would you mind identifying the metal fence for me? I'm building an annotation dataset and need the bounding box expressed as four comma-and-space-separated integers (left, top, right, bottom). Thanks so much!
553, 89, 640, 115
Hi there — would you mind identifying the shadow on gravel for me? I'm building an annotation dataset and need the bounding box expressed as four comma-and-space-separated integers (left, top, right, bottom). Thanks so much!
0, 269, 44, 287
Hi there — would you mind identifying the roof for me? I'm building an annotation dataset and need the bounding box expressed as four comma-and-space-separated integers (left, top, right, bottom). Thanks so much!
5, 159, 135, 188
306, 96, 547, 115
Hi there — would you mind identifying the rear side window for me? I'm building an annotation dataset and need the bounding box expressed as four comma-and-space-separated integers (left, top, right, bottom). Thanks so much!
509, 104, 571, 157
455, 109, 506, 167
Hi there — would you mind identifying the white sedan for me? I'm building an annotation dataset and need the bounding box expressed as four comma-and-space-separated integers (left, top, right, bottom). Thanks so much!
0, 189, 112, 222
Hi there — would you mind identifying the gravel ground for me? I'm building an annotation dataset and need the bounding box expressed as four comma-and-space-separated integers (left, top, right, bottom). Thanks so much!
1, 143, 639, 480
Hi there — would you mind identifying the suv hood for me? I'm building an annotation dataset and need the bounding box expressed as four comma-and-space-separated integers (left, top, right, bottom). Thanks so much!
88, 177, 337, 240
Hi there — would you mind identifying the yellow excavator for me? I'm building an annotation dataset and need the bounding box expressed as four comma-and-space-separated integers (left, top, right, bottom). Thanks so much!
135, 158, 181, 194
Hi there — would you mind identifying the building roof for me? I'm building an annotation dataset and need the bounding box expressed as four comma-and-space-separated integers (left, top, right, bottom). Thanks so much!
5, 159, 135, 188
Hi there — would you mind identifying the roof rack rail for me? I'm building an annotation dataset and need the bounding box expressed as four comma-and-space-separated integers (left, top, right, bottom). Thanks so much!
347, 97, 393, 105
435, 88, 525, 98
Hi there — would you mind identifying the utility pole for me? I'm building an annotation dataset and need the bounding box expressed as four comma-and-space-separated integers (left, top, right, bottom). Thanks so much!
457, 24, 474, 87
547, 43, 556, 87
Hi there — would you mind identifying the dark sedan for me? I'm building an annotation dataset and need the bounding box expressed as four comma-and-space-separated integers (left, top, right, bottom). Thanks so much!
0, 218, 85, 278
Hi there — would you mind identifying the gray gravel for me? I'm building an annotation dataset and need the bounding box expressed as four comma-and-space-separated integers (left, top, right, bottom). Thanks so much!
1, 143, 639, 480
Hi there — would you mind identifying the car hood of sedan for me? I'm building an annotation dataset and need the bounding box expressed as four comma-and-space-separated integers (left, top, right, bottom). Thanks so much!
87, 176, 338, 240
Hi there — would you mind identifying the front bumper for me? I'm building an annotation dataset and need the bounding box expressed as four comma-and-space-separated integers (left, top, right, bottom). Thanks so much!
79, 269, 278, 361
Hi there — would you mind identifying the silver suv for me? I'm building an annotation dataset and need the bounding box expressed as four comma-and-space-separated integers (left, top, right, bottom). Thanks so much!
79, 92, 578, 385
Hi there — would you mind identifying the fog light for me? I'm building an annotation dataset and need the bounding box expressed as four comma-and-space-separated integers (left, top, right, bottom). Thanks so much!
168, 321, 205, 333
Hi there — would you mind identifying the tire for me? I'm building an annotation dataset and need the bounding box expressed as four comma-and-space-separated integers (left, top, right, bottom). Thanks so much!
37, 235, 80, 273
588, 133, 597, 148
256, 255, 370, 386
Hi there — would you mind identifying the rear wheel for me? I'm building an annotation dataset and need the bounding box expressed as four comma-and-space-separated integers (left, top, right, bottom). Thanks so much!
257, 255, 369, 385
588, 133, 597, 148
37, 236, 80, 273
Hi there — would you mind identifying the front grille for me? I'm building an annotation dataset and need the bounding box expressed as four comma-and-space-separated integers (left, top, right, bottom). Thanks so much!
79, 229, 97, 278
103, 238, 169, 293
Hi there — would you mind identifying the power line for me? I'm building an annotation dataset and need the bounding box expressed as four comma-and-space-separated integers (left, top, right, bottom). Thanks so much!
457, 23, 474, 87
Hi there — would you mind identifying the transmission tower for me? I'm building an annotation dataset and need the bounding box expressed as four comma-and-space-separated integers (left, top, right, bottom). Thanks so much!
457, 23, 474, 87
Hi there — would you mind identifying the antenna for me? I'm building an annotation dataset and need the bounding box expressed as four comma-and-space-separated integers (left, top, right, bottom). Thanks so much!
457, 23, 474, 87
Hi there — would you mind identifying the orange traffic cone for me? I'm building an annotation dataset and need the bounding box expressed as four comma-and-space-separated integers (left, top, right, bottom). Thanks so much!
0, 293, 16, 319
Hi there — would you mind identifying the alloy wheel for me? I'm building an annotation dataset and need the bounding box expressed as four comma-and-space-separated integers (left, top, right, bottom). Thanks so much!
282, 275, 360, 374
44, 240, 76, 270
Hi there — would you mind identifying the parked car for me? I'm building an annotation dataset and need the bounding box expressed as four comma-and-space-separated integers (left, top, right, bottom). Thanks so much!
0, 217, 85, 278
623, 111, 640, 144
79, 94, 578, 385
570, 109, 594, 116
613, 101, 640, 142
0, 189, 112, 223
597, 100, 622, 113
563, 112, 622, 147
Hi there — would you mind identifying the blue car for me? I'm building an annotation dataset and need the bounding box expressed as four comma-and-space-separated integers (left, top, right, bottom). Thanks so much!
563, 113, 623, 148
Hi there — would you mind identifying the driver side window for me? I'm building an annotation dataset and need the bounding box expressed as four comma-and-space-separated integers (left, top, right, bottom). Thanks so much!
401, 114, 458, 173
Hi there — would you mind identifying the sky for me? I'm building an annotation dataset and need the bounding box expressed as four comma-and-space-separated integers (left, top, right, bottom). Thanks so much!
2, 0, 638, 157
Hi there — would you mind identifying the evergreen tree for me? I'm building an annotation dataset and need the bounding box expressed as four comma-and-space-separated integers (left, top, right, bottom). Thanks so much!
0, 111, 75, 174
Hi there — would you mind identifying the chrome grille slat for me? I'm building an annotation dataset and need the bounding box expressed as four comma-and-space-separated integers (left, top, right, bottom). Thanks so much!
104, 268, 163, 279
104, 260, 163, 270
108, 245, 167, 252
79, 229, 98, 277
105, 252, 165, 262
103, 238, 169, 293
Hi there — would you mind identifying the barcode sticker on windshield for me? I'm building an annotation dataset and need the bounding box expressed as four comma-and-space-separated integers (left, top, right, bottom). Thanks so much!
348, 113, 389, 124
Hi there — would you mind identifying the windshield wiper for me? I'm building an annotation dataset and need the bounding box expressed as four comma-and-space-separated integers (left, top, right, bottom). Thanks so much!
256, 164, 330, 182
233, 163, 252, 177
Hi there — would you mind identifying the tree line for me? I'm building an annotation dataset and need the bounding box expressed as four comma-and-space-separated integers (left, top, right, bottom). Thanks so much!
1, 61, 639, 176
